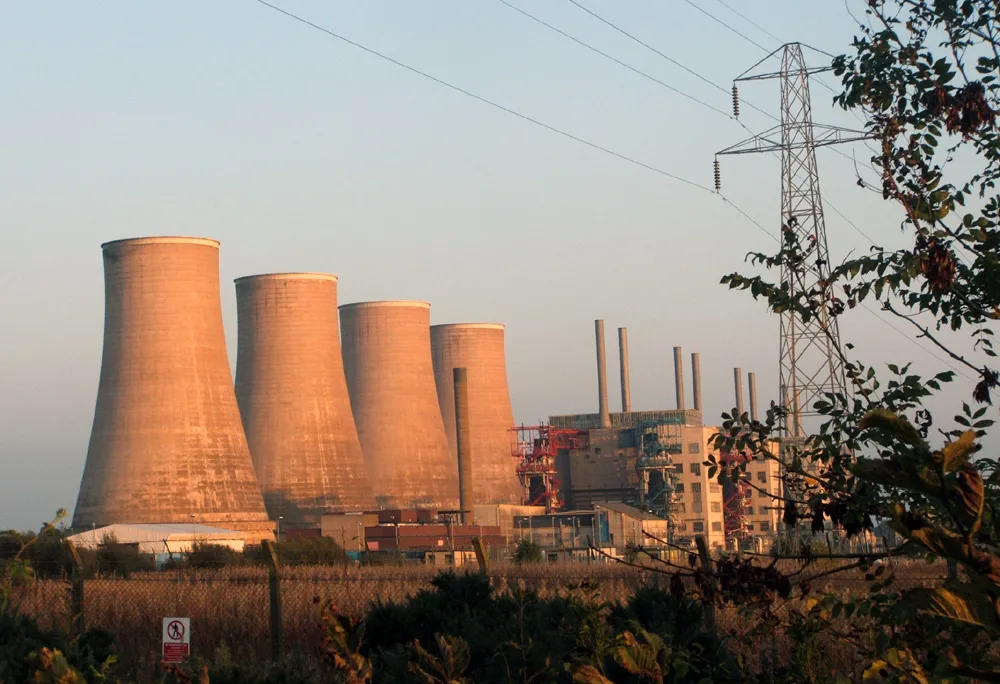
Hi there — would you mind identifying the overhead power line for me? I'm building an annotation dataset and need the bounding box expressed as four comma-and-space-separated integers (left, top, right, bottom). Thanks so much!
492, 0, 733, 119
251, 1, 760, 205
681, 0, 771, 52
711, 0, 783, 44
253, 0, 965, 382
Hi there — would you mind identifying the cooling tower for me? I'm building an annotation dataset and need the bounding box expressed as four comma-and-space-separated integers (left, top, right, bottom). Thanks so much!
340, 302, 459, 510
430, 323, 521, 505
234, 273, 376, 523
73, 237, 270, 535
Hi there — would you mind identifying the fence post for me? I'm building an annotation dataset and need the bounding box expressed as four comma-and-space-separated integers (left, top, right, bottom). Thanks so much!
262, 539, 282, 662
65, 540, 85, 638
694, 535, 716, 636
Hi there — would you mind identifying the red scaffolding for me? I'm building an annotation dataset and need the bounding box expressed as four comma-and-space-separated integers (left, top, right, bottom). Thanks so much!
720, 448, 753, 543
509, 425, 587, 513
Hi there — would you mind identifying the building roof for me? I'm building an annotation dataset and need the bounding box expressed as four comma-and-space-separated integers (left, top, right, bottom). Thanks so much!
595, 502, 666, 521
66, 523, 246, 549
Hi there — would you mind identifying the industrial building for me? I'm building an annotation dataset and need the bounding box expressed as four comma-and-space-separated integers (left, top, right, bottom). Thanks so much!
430, 323, 522, 505
516, 322, 783, 551
234, 273, 375, 524
70, 236, 782, 555
73, 237, 272, 541
339, 301, 459, 511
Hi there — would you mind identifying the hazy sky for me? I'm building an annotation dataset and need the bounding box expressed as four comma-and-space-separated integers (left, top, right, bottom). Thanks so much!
0, 1, 980, 530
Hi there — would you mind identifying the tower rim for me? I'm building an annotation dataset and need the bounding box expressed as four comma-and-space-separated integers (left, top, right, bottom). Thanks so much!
235, 272, 338, 284
101, 236, 220, 250
431, 323, 505, 331
339, 300, 430, 311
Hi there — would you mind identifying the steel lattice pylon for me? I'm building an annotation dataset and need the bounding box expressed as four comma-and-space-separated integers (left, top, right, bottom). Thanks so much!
717, 43, 869, 437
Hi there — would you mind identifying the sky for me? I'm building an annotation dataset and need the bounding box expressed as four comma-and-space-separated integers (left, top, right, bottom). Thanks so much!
0, 1, 984, 530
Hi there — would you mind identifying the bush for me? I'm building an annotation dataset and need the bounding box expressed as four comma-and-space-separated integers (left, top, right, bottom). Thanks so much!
361, 570, 739, 684
188, 543, 245, 569
512, 538, 544, 564
94, 535, 153, 578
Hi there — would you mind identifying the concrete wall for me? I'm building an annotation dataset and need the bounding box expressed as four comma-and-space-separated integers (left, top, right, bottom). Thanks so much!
73, 237, 269, 529
565, 429, 639, 508
235, 274, 375, 523
340, 302, 459, 510
430, 324, 521, 504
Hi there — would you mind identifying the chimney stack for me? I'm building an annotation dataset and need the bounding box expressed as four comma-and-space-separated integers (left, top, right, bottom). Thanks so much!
453, 368, 473, 524
673, 347, 686, 411
691, 352, 702, 412
618, 327, 631, 413
595, 320, 611, 428
734, 367, 745, 418
748, 372, 758, 422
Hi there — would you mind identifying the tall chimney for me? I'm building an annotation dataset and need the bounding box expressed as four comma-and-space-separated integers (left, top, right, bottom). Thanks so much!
691, 352, 702, 412
618, 327, 631, 413
734, 367, 745, 418
673, 347, 686, 411
453, 368, 473, 524
748, 371, 759, 422
595, 320, 611, 428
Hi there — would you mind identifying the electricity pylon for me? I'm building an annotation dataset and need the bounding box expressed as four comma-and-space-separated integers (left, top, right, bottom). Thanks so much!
716, 43, 868, 438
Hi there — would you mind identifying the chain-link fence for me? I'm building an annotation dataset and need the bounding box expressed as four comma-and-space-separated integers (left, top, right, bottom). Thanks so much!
10, 558, 949, 682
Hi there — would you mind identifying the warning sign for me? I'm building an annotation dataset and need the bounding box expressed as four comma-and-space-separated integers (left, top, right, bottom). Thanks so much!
162, 617, 190, 663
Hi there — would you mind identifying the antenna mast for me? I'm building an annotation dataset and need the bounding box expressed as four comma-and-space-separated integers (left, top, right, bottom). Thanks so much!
717, 43, 868, 438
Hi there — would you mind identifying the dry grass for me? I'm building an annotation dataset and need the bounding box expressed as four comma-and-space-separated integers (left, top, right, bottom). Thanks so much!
11, 560, 948, 682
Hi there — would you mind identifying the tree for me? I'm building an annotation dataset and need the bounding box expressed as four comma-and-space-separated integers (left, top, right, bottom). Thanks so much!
712, 1, 1000, 679
512, 538, 544, 565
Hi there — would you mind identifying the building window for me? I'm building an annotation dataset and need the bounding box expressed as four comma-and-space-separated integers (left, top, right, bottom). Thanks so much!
688, 443, 700, 454
690, 463, 701, 476
673, 483, 685, 494
759, 521, 771, 532
759, 506, 769, 516
710, 502, 721, 513
757, 487, 768, 498
675, 502, 686, 513
673, 463, 684, 473
711, 522, 722, 532
693, 521, 704, 532
709, 483, 721, 493
757, 471, 767, 483
676, 523, 687, 532
746, 522, 754, 532
691, 483, 702, 494
692, 502, 703, 514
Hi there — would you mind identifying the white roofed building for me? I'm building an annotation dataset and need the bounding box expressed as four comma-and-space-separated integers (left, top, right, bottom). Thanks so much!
66, 523, 246, 556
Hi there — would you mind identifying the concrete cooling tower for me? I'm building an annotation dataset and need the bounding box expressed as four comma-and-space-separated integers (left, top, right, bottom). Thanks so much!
234, 273, 376, 523
430, 324, 521, 505
73, 237, 271, 536
339, 301, 459, 510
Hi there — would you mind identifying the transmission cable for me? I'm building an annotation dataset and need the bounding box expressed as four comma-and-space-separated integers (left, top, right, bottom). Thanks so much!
562, 0, 777, 123
251, 1, 745, 199
252, 0, 959, 379
492, 0, 732, 119
680, 0, 770, 52
711, 0, 783, 44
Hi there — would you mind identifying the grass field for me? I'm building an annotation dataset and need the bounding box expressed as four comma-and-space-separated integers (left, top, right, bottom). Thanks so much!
12, 560, 949, 682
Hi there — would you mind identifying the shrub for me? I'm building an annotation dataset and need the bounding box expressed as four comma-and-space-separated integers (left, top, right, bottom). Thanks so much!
512, 538, 544, 564
188, 543, 245, 569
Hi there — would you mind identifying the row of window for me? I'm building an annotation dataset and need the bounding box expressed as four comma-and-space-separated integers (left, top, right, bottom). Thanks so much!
673, 520, 773, 535
673, 462, 769, 484
675, 521, 724, 533
674, 482, 721, 494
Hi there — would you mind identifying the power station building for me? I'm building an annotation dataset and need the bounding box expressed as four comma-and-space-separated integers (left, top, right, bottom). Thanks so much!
340, 301, 459, 511
430, 323, 521, 505
73, 237, 272, 540
234, 273, 376, 524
